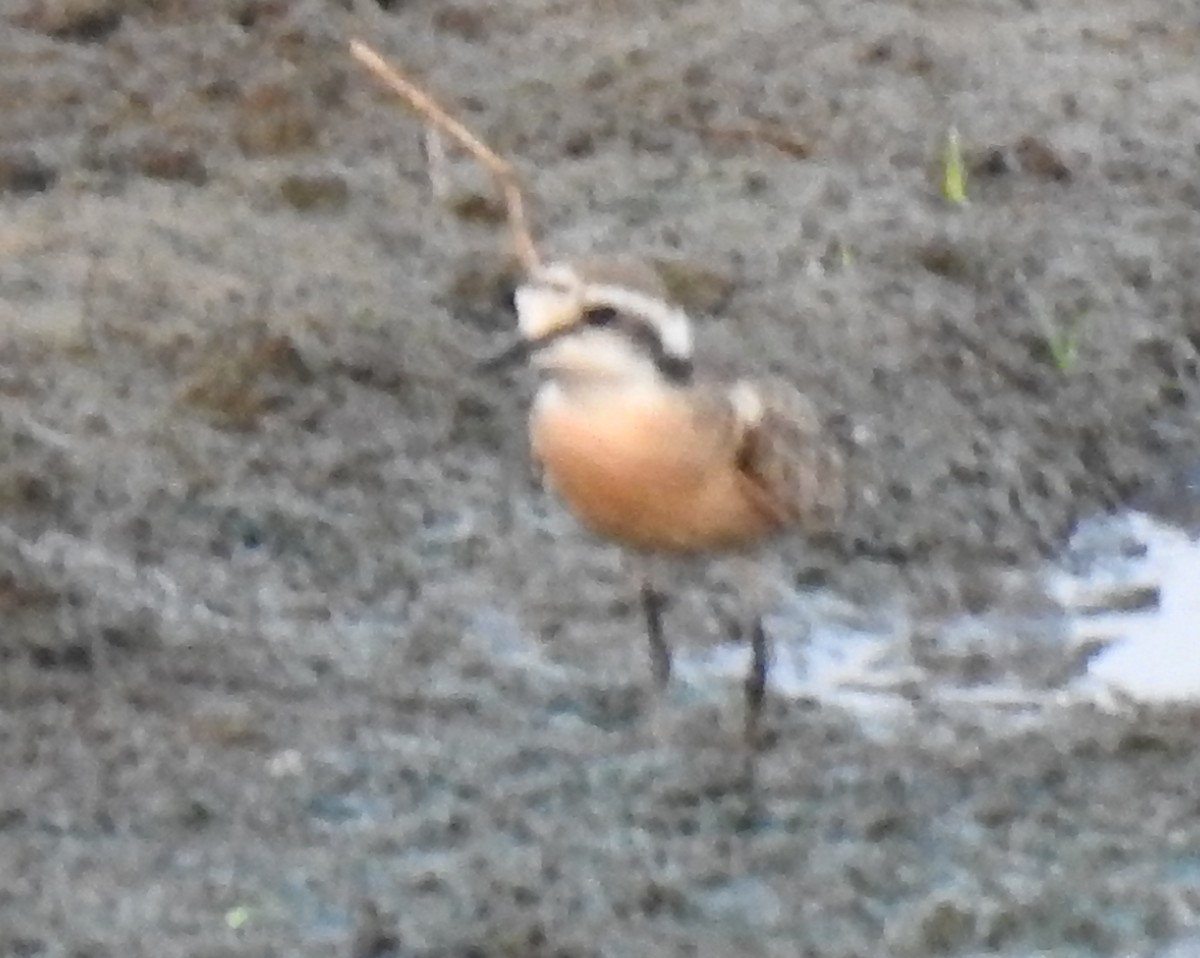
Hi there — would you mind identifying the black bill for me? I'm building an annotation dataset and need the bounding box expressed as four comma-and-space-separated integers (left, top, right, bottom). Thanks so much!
476, 324, 576, 373
476, 336, 534, 372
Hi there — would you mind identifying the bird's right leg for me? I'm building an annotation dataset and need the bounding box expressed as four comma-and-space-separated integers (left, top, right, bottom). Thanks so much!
743, 616, 770, 748
627, 553, 672, 694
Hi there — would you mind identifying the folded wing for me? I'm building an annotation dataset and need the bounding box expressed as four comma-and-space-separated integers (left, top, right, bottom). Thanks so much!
729, 377, 847, 538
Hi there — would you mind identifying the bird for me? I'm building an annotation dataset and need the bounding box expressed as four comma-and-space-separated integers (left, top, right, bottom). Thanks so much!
483, 256, 847, 745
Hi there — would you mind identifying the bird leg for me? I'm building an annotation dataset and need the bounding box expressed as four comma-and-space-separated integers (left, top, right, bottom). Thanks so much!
743, 616, 770, 747
639, 581, 672, 690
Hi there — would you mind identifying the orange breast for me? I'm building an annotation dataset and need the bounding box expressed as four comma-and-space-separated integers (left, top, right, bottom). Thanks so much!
530, 389, 780, 554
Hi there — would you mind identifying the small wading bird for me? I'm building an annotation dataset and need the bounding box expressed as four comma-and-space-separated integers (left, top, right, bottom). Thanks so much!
344, 42, 847, 744
484, 257, 847, 745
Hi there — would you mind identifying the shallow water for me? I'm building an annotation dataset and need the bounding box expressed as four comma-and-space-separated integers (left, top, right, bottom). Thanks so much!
682, 511, 1200, 719
1061, 513, 1200, 704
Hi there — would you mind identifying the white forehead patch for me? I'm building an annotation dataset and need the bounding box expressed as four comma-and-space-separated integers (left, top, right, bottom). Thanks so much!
513, 284, 560, 338
513, 263, 584, 338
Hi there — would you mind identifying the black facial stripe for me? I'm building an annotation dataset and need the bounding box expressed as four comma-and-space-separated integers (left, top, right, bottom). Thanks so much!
583, 305, 619, 327
655, 352, 694, 384
487, 304, 693, 384
619, 315, 693, 384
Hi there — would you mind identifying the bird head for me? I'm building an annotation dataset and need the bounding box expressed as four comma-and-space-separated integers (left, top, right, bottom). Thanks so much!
484, 258, 694, 386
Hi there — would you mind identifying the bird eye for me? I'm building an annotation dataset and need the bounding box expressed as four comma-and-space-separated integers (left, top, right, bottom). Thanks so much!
583, 305, 619, 326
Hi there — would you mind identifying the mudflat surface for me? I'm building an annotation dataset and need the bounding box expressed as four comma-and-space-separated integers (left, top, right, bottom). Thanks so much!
2, 1, 1199, 956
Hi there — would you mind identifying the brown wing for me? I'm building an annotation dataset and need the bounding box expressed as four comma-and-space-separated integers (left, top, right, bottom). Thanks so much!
729, 377, 846, 537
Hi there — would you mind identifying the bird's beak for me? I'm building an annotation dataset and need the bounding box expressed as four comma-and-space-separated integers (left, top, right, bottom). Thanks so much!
476, 325, 574, 373
476, 336, 534, 372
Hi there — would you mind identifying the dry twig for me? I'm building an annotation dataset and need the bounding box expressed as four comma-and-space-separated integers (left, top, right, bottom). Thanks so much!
349, 39, 541, 273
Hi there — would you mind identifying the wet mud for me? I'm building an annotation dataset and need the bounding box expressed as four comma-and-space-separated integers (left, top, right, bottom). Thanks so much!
2, 1, 1199, 955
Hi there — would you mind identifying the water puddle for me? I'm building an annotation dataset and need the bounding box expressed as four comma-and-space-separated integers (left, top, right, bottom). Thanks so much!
681, 512, 1200, 717
462, 511, 1199, 726
1058, 512, 1200, 704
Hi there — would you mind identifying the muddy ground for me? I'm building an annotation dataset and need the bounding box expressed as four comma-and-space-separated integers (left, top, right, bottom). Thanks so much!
2, 0, 1200, 955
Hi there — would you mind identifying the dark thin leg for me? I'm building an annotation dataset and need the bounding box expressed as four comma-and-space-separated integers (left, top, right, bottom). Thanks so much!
640, 582, 671, 690
744, 616, 770, 747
